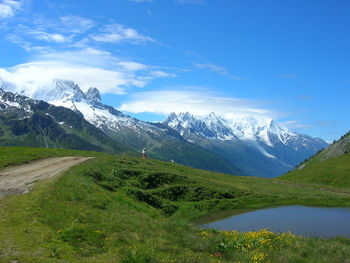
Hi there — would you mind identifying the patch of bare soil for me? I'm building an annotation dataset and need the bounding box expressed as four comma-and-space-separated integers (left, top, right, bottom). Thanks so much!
0, 157, 93, 196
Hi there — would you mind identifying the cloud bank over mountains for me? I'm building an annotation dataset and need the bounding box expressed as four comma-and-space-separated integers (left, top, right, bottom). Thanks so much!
0, 48, 173, 95
119, 88, 277, 119
0, 0, 344, 141
0, 8, 173, 95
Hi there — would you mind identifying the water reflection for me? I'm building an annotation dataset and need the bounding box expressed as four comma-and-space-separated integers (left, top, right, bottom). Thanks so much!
198, 206, 350, 238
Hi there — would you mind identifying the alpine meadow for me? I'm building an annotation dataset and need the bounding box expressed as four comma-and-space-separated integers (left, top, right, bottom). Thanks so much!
0, 1, 350, 263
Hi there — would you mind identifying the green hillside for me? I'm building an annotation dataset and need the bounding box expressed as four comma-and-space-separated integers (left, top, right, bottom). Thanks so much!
297, 131, 350, 169
280, 153, 350, 190
280, 131, 350, 190
1, 147, 350, 263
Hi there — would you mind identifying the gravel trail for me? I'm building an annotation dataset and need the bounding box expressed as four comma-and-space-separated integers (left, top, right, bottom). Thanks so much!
0, 157, 92, 196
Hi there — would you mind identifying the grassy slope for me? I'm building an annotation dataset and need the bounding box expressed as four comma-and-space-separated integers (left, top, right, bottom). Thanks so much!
280, 153, 350, 190
1, 147, 350, 263
292, 132, 350, 170
0, 146, 100, 169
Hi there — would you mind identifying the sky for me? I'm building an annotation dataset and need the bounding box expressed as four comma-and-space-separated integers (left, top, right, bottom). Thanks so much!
0, 0, 349, 142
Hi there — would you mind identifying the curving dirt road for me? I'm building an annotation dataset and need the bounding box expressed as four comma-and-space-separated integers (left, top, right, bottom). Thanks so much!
0, 157, 93, 196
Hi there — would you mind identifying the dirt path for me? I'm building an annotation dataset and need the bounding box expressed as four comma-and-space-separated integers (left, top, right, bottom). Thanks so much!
0, 157, 93, 196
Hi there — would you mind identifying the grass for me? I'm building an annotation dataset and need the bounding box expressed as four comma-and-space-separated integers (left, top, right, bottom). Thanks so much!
280, 153, 350, 190
1, 146, 350, 262
0, 146, 101, 169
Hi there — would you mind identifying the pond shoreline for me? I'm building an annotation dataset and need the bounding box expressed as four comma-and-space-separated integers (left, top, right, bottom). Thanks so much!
196, 205, 350, 239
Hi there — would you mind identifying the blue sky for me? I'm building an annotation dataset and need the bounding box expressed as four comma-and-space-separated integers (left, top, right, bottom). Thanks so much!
0, 0, 349, 141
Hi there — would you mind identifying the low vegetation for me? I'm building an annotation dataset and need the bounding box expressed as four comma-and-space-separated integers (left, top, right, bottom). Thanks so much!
280, 153, 350, 190
0, 146, 99, 169
1, 147, 350, 262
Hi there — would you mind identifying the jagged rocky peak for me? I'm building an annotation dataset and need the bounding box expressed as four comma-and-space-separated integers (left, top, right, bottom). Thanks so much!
53, 79, 85, 101
164, 112, 233, 139
85, 87, 101, 104
167, 112, 178, 120
166, 112, 197, 129
164, 111, 310, 145
32, 79, 85, 102
33, 80, 102, 105
176, 112, 195, 122
0, 88, 34, 113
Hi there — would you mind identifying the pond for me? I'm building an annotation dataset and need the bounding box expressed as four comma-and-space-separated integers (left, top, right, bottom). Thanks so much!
197, 206, 350, 238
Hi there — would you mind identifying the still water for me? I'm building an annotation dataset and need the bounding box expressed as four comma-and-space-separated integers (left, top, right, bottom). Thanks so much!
199, 206, 350, 238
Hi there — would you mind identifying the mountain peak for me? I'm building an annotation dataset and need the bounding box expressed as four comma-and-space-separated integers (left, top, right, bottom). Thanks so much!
86, 87, 101, 104
208, 112, 217, 117
179, 112, 193, 120
32, 79, 85, 103
164, 111, 315, 147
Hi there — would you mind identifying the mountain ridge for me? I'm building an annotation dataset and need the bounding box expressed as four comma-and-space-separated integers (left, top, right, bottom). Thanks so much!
1, 79, 327, 177
164, 112, 328, 177
0, 83, 241, 175
0, 88, 130, 153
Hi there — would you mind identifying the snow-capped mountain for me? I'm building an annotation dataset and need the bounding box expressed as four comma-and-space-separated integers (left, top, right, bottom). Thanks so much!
29, 80, 158, 136
0, 88, 34, 113
0, 80, 239, 175
0, 79, 328, 177
164, 112, 328, 177
165, 112, 325, 150
0, 88, 129, 153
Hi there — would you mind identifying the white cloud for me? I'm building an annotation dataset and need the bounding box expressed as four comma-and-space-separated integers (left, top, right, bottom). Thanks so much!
6, 33, 52, 52
119, 88, 276, 119
31, 15, 95, 34
35, 48, 148, 70
0, 48, 174, 96
5, 15, 95, 48
0, 0, 23, 19
6, 33, 32, 51
195, 63, 246, 80
281, 120, 337, 131
90, 23, 155, 44
0, 62, 134, 95
26, 30, 69, 43
59, 15, 95, 33
149, 70, 176, 78
280, 120, 312, 130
